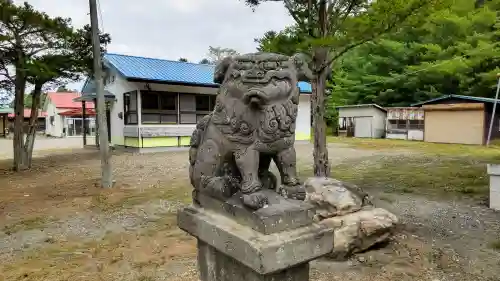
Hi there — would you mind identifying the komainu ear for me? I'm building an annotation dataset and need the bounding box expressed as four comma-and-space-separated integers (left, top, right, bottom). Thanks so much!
213, 56, 234, 84
290, 53, 313, 82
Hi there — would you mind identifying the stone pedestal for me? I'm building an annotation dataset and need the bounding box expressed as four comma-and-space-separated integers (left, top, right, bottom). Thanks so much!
177, 189, 334, 281
487, 164, 500, 211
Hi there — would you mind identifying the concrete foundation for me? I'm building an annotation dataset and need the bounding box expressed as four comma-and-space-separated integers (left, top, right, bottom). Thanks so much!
487, 164, 500, 211
177, 189, 334, 281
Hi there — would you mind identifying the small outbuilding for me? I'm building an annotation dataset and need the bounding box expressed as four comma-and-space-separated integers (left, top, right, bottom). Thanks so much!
412, 94, 500, 145
337, 104, 387, 138
385, 107, 424, 141
0, 107, 12, 137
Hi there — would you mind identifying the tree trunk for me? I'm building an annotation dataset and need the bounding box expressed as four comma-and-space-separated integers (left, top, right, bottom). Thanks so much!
12, 71, 26, 171
23, 83, 42, 168
312, 68, 330, 177
311, 47, 331, 177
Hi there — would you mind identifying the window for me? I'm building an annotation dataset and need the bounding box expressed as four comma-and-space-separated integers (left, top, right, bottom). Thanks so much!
123, 91, 138, 125
408, 120, 424, 130
388, 120, 407, 130
195, 95, 211, 111
161, 94, 177, 110
140, 91, 178, 124
179, 94, 216, 124
339, 117, 354, 130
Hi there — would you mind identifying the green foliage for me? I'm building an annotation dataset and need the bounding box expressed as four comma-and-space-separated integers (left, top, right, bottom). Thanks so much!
254, 0, 500, 114
246, 0, 437, 176
0, 2, 111, 89
178, 58, 188, 62
330, 0, 500, 106
254, 27, 306, 56
199, 58, 211, 64
0, 1, 111, 170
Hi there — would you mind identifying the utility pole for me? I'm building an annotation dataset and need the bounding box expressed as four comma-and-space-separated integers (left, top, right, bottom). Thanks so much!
89, 0, 112, 188
487, 73, 500, 147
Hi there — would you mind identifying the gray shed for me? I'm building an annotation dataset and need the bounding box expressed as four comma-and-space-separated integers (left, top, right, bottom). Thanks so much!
337, 104, 387, 138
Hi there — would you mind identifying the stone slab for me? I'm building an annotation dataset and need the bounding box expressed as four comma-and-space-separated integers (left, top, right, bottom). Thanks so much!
487, 164, 500, 211
177, 206, 334, 275
198, 240, 309, 281
197, 190, 314, 234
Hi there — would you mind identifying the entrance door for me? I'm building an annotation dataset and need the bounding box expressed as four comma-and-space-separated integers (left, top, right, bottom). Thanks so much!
66, 117, 96, 137
354, 117, 372, 138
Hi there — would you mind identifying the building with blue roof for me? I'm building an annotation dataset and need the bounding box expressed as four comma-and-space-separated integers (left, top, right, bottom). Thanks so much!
81, 53, 312, 150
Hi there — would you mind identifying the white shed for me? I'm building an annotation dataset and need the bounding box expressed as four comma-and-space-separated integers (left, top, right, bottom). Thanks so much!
337, 104, 387, 138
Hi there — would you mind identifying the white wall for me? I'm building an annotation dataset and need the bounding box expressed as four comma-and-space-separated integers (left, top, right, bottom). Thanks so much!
372, 109, 387, 138
105, 71, 139, 146
45, 101, 64, 137
338, 106, 386, 138
296, 94, 311, 140
408, 129, 424, 141
134, 82, 218, 95
387, 133, 407, 140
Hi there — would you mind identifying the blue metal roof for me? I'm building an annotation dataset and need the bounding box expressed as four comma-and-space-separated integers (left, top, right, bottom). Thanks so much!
103, 53, 312, 93
411, 94, 500, 106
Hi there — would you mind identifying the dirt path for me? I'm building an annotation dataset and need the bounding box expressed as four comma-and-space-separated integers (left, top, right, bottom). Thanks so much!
0, 143, 499, 281
373, 192, 500, 280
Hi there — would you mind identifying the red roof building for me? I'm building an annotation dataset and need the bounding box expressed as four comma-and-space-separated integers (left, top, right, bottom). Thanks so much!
45, 92, 96, 138
46, 92, 94, 110
7, 109, 47, 118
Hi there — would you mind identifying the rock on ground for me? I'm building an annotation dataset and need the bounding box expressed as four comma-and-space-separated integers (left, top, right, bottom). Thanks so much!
321, 207, 399, 260
304, 177, 397, 260
304, 177, 372, 220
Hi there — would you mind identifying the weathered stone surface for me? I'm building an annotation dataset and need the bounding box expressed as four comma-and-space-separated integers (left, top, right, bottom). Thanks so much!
487, 164, 500, 211
304, 177, 372, 220
320, 208, 398, 260
177, 205, 334, 275
188, 52, 310, 210
197, 189, 314, 234
198, 240, 310, 281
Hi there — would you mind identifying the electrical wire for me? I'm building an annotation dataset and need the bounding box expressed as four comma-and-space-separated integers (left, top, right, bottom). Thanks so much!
96, 0, 105, 33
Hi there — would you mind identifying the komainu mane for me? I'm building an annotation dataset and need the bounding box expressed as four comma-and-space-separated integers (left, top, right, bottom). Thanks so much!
189, 52, 308, 209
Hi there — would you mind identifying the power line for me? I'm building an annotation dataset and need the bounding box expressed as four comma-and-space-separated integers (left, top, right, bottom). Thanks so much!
96, 0, 105, 33
331, 42, 499, 91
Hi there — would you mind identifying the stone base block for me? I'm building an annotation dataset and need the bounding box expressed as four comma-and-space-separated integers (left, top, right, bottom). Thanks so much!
488, 164, 500, 211
177, 205, 334, 275
197, 189, 315, 234
198, 240, 309, 281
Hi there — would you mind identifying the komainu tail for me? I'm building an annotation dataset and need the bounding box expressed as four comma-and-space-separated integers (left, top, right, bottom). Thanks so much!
188, 114, 212, 185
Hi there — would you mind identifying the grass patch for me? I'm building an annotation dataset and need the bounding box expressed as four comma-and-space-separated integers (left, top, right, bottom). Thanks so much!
1, 212, 193, 281
90, 180, 191, 212
2, 216, 55, 235
337, 156, 488, 197
379, 194, 395, 203
301, 155, 490, 199
328, 137, 500, 159
489, 240, 500, 250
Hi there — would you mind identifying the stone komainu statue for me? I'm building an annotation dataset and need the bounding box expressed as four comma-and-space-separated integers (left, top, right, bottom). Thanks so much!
189, 52, 309, 210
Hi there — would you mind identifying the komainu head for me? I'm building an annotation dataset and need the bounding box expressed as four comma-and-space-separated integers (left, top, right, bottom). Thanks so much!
213, 52, 307, 109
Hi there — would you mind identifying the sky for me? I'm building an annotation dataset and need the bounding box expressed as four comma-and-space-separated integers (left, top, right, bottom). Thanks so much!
15, 0, 295, 91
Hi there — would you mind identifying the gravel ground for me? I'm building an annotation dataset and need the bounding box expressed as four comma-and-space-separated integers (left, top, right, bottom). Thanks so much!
0, 142, 499, 281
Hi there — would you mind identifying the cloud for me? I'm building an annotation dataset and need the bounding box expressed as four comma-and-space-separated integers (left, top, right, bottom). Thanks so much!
16, 0, 294, 62
13, 0, 294, 91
